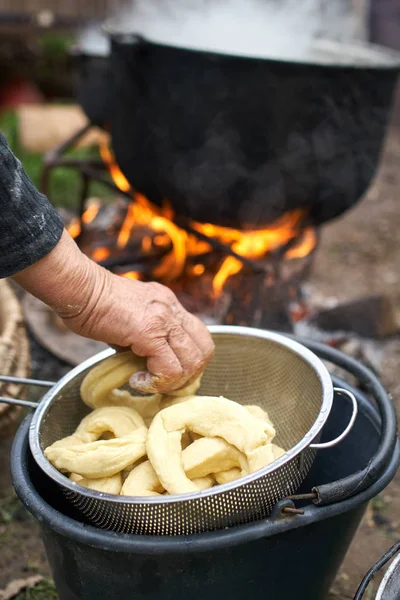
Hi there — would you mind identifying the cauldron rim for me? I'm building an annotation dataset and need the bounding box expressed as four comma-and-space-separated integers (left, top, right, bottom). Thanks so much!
12, 408, 400, 556
103, 22, 400, 70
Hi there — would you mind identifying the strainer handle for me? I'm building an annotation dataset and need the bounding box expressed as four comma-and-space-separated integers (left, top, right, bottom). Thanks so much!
310, 388, 358, 450
0, 375, 56, 410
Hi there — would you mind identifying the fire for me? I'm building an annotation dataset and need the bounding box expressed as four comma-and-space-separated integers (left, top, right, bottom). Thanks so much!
91, 247, 111, 262
82, 200, 101, 224
212, 257, 243, 296
99, 144, 131, 193
76, 144, 317, 295
286, 227, 317, 259
117, 202, 136, 248
67, 200, 102, 240
67, 217, 81, 239
122, 271, 140, 280
192, 210, 307, 293
192, 264, 205, 276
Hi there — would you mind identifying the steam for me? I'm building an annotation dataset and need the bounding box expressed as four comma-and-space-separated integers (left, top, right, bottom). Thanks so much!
107, 0, 371, 62
77, 24, 110, 56
75, 0, 400, 68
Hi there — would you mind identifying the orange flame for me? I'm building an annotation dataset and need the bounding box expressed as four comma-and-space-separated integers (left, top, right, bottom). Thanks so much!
100, 144, 131, 193
192, 264, 205, 276
67, 217, 81, 239
117, 203, 136, 248
98, 144, 317, 294
91, 247, 111, 262
192, 210, 308, 293
121, 271, 140, 280
286, 227, 317, 259
82, 200, 101, 224
67, 201, 101, 239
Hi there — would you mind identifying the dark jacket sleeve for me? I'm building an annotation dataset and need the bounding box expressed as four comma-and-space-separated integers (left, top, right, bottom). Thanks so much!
0, 133, 64, 278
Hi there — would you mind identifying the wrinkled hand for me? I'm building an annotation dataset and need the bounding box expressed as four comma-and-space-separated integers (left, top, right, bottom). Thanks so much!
13, 230, 214, 394
61, 267, 214, 394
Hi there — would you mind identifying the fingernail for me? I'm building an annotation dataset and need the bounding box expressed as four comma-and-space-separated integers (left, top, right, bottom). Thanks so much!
130, 371, 148, 384
130, 371, 156, 393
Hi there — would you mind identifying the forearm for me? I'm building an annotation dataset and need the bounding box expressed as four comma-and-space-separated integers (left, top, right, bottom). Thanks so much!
12, 229, 104, 320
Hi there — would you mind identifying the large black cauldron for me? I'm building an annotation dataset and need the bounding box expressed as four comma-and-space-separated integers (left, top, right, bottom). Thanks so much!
105, 31, 400, 229
71, 47, 112, 129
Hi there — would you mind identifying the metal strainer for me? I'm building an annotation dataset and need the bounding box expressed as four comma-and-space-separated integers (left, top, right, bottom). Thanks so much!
0, 326, 357, 535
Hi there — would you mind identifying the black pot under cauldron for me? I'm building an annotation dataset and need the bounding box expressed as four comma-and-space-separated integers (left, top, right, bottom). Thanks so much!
11, 339, 400, 600
104, 28, 400, 229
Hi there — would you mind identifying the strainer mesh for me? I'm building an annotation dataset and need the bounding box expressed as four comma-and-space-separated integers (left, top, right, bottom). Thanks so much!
38, 332, 324, 535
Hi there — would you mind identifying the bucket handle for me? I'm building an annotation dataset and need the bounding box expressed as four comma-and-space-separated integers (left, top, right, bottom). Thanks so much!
310, 388, 358, 450
354, 540, 400, 600
0, 375, 55, 409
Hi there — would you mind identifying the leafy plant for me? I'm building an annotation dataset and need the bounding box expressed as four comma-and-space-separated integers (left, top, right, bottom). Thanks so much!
0, 110, 111, 210
14, 578, 58, 600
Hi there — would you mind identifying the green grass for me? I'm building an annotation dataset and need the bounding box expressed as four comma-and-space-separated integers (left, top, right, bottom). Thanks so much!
13, 579, 58, 600
0, 110, 111, 210
0, 492, 21, 524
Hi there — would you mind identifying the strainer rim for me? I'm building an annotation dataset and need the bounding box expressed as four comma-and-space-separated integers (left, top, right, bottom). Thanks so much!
29, 326, 333, 505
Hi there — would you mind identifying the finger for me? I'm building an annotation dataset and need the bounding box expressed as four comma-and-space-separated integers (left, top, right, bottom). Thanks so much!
129, 338, 183, 394
167, 324, 204, 381
180, 313, 215, 363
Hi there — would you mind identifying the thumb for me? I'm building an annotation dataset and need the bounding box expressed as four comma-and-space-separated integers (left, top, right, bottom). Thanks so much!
129, 339, 183, 394
129, 371, 162, 395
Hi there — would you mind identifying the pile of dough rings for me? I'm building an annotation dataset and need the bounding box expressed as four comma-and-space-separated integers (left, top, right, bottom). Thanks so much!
45, 352, 286, 497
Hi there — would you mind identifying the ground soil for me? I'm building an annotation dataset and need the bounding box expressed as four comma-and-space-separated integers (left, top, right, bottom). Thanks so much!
314, 122, 400, 599
1, 123, 400, 599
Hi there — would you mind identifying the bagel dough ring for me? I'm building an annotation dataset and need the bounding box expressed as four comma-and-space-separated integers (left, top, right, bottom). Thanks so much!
110, 375, 201, 418
214, 468, 242, 485
147, 396, 275, 494
159, 400, 273, 446
109, 389, 162, 420
70, 472, 123, 495
121, 460, 215, 497
81, 351, 202, 417
45, 426, 147, 479
244, 405, 273, 427
122, 436, 248, 496
76, 406, 145, 437
48, 406, 145, 451
214, 445, 286, 485
183, 437, 248, 479
271, 444, 286, 460
81, 352, 146, 409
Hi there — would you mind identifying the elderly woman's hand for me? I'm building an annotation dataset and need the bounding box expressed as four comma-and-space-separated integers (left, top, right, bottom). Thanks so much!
64, 276, 214, 394
13, 230, 214, 393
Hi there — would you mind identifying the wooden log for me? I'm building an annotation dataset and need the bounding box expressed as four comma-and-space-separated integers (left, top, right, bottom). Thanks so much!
312, 295, 398, 339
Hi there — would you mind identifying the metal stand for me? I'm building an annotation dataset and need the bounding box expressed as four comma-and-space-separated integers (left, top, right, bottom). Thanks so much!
40, 123, 107, 222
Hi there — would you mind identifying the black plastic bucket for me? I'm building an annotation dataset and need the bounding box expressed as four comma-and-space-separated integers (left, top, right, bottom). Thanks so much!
12, 378, 399, 600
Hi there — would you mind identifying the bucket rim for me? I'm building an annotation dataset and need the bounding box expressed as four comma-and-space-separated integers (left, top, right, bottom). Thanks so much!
12, 398, 400, 555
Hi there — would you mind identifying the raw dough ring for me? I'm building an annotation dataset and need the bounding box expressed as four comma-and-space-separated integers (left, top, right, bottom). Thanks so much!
70, 472, 123, 495
76, 406, 145, 437
80, 351, 202, 420
146, 396, 275, 495
183, 437, 248, 478
121, 436, 247, 497
80, 352, 147, 409
48, 406, 145, 450
120, 460, 214, 496
45, 426, 148, 479
215, 443, 286, 484
123, 434, 287, 497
